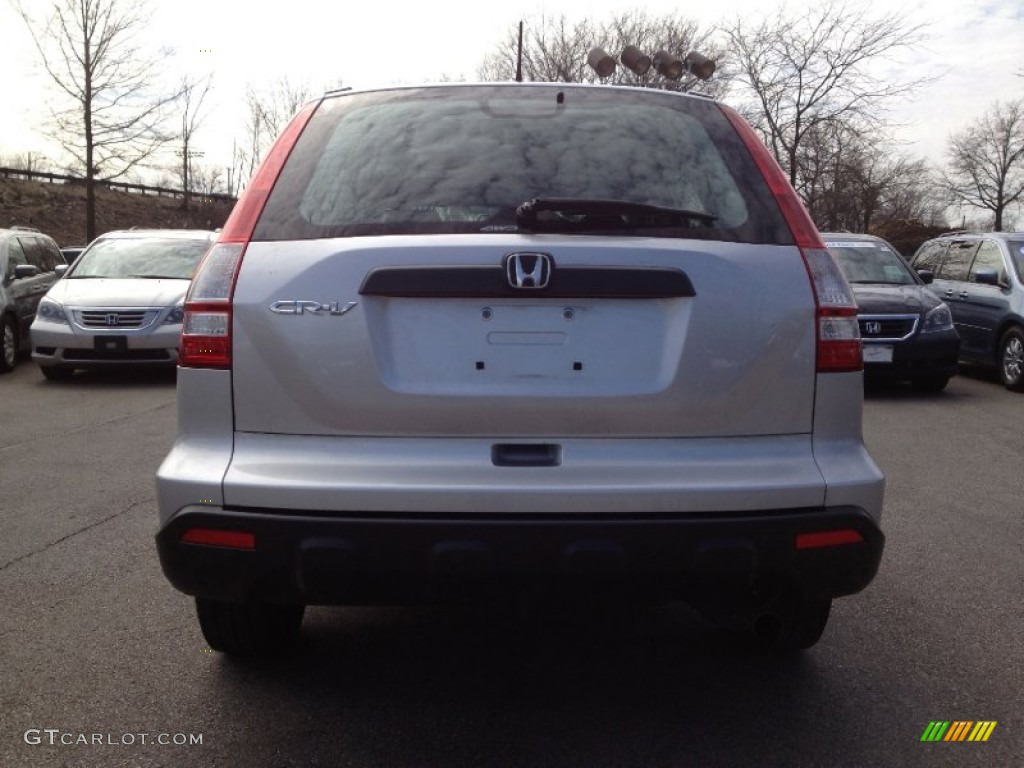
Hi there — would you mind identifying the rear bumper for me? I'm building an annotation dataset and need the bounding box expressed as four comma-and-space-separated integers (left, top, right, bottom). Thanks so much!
156, 505, 884, 606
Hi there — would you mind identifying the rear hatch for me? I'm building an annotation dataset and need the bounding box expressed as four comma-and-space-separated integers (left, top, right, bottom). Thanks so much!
223, 84, 817, 439
231, 236, 815, 438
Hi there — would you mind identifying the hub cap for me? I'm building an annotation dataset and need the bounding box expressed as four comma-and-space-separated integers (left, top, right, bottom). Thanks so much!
2, 322, 16, 368
1003, 335, 1023, 384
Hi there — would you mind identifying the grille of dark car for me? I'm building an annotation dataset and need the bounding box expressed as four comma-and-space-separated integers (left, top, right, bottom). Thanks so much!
77, 310, 150, 328
858, 315, 918, 341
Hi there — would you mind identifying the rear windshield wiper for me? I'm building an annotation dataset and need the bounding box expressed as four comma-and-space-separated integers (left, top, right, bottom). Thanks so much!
515, 197, 717, 232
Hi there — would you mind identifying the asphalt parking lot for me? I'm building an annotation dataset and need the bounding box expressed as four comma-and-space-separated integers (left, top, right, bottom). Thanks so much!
1, 363, 1021, 767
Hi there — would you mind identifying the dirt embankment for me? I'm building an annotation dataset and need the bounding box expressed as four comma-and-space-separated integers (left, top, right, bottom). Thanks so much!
0, 177, 235, 247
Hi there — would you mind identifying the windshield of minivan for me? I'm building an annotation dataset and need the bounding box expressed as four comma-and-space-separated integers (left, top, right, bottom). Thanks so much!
827, 239, 917, 285
69, 238, 210, 279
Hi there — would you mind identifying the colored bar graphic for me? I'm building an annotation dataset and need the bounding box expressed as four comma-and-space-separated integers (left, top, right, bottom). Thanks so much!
921, 721, 996, 743
945, 722, 972, 741
921, 722, 950, 742
971, 722, 997, 742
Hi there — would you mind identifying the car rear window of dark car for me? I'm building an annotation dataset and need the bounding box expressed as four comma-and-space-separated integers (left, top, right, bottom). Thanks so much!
254, 85, 792, 244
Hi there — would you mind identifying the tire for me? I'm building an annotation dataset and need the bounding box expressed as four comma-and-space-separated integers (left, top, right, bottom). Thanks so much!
911, 374, 950, 393
0, 315, 18, 373
998, 327, 1024, 391
753, 594, 832, 652
40, 365, 74, 381
195, 598, 305, 656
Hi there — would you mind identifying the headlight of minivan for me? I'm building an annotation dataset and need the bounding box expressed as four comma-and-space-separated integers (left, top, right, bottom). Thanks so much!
921, 303, 953, 333
36, 297, 68, 325
163, 305, 185, 324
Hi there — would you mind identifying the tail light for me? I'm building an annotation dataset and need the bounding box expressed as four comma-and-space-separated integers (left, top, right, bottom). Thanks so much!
720, 106, 862, 373
178, 244, 244, 368
178, 101, 320, 369
181, 527, 256, 550
795, 529, 864, 550
802, 249, 862, 372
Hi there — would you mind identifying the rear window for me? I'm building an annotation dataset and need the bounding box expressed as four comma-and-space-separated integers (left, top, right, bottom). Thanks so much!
254, 85, 791, 243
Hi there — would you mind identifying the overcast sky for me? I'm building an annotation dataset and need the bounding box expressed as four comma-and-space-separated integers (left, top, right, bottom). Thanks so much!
1, 0, 1022, 184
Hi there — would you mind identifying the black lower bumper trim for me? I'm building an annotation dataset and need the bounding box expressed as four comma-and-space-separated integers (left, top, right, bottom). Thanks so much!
156, 506, 884, 606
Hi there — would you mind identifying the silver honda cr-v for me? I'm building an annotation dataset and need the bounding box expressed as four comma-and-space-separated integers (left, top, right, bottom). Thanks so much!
156, 83, 885, 655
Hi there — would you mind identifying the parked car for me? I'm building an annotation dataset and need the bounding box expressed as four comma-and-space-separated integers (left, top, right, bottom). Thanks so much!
0, 226, 67, 373
822, 233, 959, 391
30, 229, 216, 379
909, 231, 1024, 391
156, 83, 885, 655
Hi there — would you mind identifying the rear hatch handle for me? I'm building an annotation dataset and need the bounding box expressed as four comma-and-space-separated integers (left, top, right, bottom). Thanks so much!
491, 443, 562, 468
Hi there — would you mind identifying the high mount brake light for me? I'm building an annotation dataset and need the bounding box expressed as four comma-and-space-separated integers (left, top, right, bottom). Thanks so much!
720, 105, 862, 373
178, 101, 319, 369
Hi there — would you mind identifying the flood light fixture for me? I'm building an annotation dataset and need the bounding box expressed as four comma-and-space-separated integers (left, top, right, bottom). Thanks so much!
621, 45, 652, 76
587, 47, 616, 78
683, 52, 716, 81
652, 50, 684, 80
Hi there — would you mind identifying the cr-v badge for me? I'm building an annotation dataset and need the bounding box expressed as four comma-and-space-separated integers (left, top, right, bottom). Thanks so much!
269, 300, 358, 315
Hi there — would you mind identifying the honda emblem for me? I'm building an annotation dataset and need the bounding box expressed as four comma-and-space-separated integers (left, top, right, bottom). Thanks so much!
505, 253, 552, 289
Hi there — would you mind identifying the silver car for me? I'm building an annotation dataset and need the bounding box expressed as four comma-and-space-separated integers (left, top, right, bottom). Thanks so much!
30, 229, 215, 379
156, 83, 885, 655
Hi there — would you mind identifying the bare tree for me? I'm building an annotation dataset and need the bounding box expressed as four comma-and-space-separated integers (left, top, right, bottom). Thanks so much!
237, 77, 316, 187
793, 118, 861, 227
16, 0, 182, 241
0, 152, 55, 173
782, 110, 943, 233
724, 0, 928, 188
176, 75, 214, 209
943, 98, 1024, 231
478, 12, 727, 97
479, 15, 595, 84
869, 156, 942, 227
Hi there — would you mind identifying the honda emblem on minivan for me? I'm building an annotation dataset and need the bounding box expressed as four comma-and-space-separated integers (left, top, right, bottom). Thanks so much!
506, 253, 552, 289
